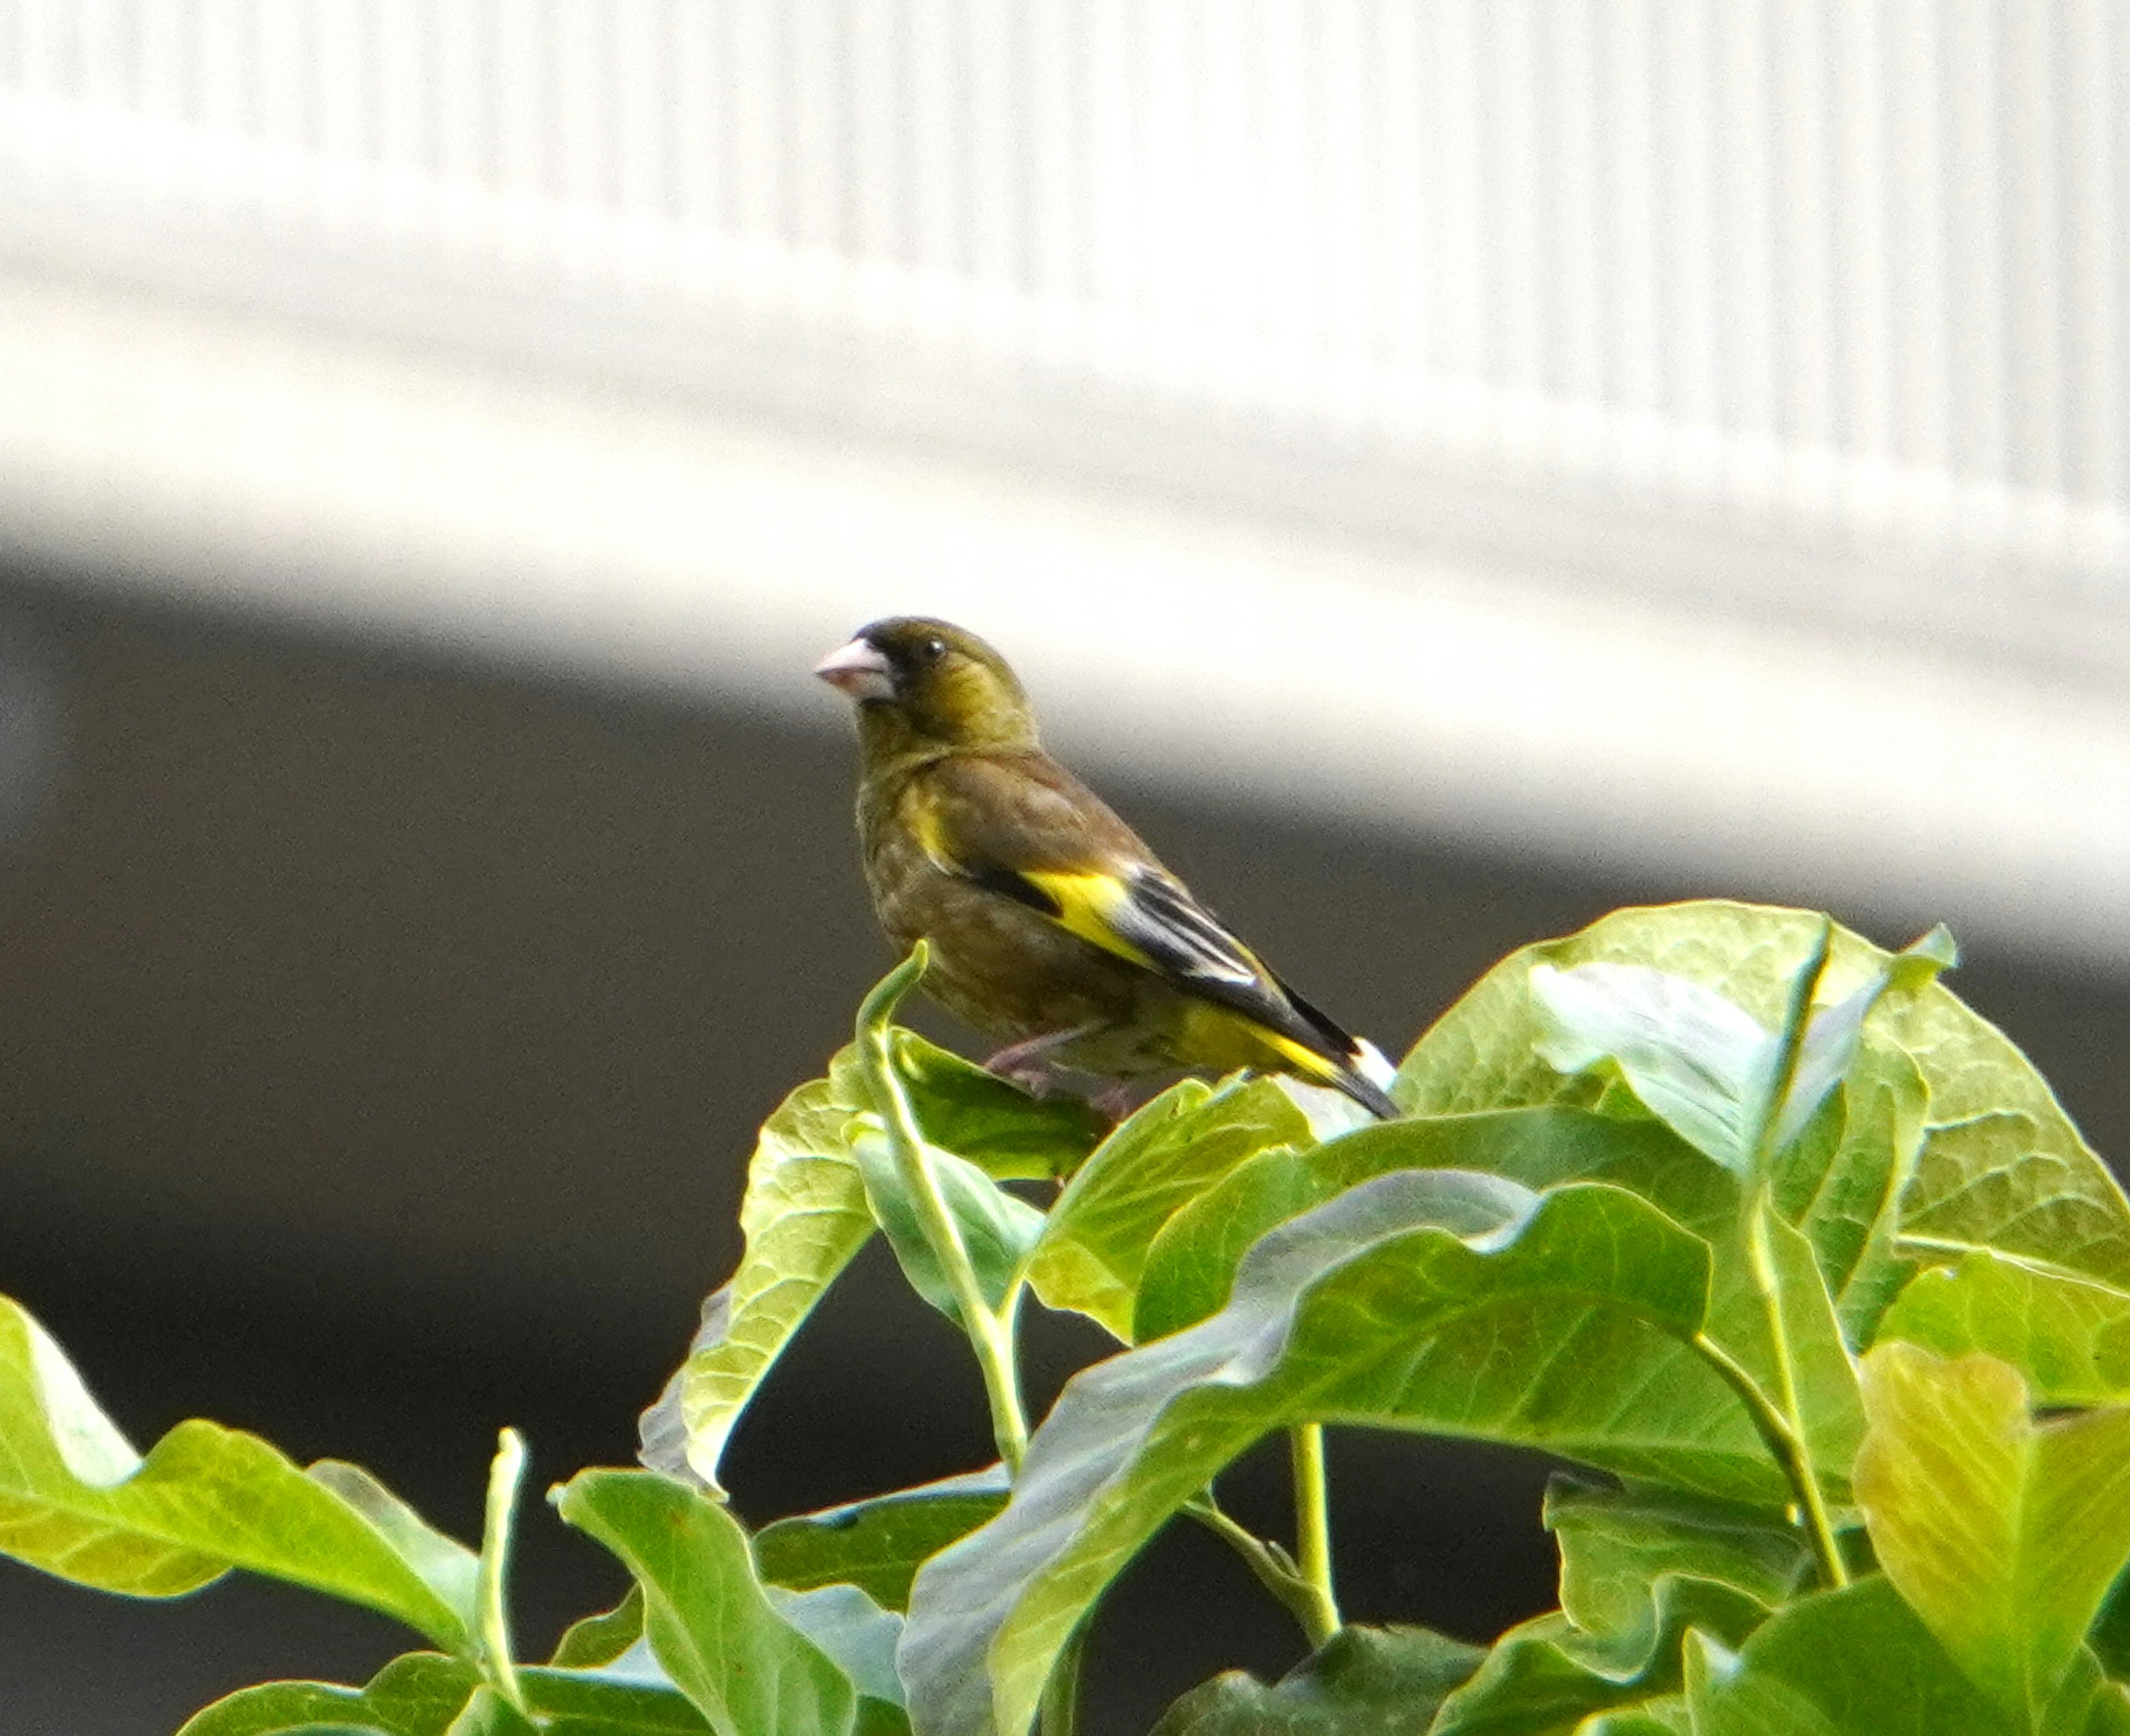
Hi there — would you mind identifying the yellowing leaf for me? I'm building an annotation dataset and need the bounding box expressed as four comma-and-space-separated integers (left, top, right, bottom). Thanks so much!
1855, 1342, 2130, 1723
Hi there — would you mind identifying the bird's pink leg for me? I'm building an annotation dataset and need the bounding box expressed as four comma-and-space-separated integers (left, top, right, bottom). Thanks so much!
1091, 1078, 1164, 1121
982, 1024, 1105, 1096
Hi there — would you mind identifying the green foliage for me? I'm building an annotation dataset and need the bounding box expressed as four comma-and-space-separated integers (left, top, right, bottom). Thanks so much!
1545, 1479, 1812, 1656
901, 1174, 1718, 1736
1874, 1247, 2130, 1402
753, 1469, 1010, 1612
174, 1651, 713, 1736
555, 1468, 890, 1735
1145, 1626, 1484, 1733
852, 1130, 1047, 1326
641, 1033, 1098, 1493
6, 898, 2130, 1736
1025, 1075, 1312, 1340
0, 1295, 481, 1653
1853, 1342, 2130, 1722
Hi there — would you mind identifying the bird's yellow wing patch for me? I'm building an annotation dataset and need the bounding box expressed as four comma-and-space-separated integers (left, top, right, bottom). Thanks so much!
1016, 869, 1163, 971
1013, 865, 1272, 993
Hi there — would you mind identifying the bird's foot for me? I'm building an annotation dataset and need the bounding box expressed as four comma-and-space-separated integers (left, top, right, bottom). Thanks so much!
982, 1029, 1176, 1124
1091, 1079, 1159, 1122
981, 1026, 1102, 1098
986, 1057, 1079, 1100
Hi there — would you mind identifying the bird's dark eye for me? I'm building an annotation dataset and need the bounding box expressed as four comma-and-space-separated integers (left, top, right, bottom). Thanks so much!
920, 637, 947, 663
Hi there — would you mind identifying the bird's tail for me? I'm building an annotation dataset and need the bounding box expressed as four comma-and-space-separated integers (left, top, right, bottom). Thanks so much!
1333, 1037, 1401, 1120
1270, 1028, 1401, 1120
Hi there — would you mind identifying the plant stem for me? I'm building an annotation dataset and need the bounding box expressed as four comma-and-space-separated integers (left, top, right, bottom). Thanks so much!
1288, 1424, 1341, 1638
1691, 1326, 1848, 1588
855, 945, 1031, 1473
1744, 1198, 1850, 1588
477, 1429, 529, 1712
1693, 917, 1850, 1589
1185, 1495, 1340, 1648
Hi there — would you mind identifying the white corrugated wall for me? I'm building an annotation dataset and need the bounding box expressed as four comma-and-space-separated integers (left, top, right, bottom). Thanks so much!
0, 2, 2124, 956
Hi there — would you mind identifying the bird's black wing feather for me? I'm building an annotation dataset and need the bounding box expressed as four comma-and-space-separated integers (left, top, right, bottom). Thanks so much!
918, 752, 1372, 1075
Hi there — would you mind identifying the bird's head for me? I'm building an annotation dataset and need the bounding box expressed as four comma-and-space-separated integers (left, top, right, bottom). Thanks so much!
814, 617, 1038, 761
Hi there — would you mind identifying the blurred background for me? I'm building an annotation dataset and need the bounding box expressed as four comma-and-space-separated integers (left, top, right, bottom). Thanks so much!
1, 4, 2126, 1731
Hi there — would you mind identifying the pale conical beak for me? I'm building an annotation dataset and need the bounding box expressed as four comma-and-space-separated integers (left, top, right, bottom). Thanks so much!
813, 637, 896, 703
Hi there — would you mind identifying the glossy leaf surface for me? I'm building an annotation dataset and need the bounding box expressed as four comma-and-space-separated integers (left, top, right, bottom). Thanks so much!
1394, 902, 2129, 1291
1876, 1250, 2130, 1403
1681, 1577, 2126, 1736
754, 1466, 1010, 1612
1025, 1077, 1312, 1339
900, 1172, 1714, 1736
651, 1065, 878, 1494
0, 1296, 475, 1652
1147, 1625, 1483, 1734
850, 1129, 1045, 1324
176, 1651, 711, 1736
557, 1469, 863, 1736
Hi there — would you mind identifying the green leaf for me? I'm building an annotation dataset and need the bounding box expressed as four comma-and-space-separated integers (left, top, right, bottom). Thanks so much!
1395, 901, 2127, 1289
1768, 924, 1950, 1155
1430, 1576, 1767, 1736
179, 1651, 714, 1736
1400, 905, 1903, 1116
1854, 1342, 2130, 1722
646, 1026, 1099, 1494
1424, 1481, 1807, 1735
2090, 1572, 2130, 1686
1025, 1076, 1314, 1340
767, 1582, 906, 1708
1140, 1100, 1860, 1508
850, 1128, 1046, 1324
1769, 1038, 1929, 1343
1683, 1576, 2045, 1736
1873, 1005, 2130, 1291
1581, 1707, 1696, 1736
754, 1466, 1010, 1612
1547, 1478, 1810, 1658
899, 1173, 1717, 1736
1722, 1200, 1867, 1501
2075, 1666, 2130, 1736
1875, 1250, 2130, 1403
556, 1468, 863, 1736
0, 1294, 476, 1652
1528, 921, 1938, 1180
500, 1666, 714, 1735
885, 1031, 1107, 1179
1145, 1625, 1484, 1734
1134, 1109, 1708, 1343
1279, 1009, 1911, 1369
640, 1065, 877, 1495
178, 1654, 479, 1736
550, 1586, 645, 1669
443, 1687, 536, 1736
1530, 960, 1778, 1175
1896, 1111, 2130, 1288
305, 1459, 481, 1638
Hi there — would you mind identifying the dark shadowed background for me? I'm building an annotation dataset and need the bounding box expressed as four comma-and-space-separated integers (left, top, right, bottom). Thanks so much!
2, 566, 2124, 1735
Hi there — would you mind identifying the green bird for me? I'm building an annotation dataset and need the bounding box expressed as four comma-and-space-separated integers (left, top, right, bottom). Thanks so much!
815, 616, 1399, 1120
